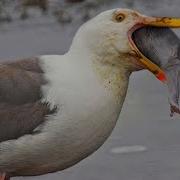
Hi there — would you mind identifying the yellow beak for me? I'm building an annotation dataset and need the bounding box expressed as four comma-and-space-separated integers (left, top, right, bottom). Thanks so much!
130, 16, 180, 82
143, 17, 180, 28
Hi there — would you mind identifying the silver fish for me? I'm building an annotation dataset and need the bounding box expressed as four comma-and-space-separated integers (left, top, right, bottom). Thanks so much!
133, 27, 180, 116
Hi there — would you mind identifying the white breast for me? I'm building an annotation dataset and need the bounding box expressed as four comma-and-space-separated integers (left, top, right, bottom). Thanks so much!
38, 54, 126, 169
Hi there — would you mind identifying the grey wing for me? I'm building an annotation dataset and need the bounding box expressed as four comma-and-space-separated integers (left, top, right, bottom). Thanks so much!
0, 57, 45, 104
0, 58, 56, 143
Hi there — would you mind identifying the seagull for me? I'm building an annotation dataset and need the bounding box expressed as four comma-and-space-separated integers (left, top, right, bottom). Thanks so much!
0, 8, 180, 180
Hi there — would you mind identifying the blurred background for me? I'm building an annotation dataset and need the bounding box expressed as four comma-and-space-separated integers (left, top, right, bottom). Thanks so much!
1, 0, 180, 180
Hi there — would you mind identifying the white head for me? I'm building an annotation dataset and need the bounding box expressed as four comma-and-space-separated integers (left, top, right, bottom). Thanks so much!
70, 8, 143, 72
70, 8, 180, 81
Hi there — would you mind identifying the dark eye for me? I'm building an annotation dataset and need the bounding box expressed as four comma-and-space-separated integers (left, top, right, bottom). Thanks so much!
115, 13, 125, 22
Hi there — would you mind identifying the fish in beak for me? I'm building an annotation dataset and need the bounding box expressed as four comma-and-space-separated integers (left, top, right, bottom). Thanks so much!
128, 15, 180, 116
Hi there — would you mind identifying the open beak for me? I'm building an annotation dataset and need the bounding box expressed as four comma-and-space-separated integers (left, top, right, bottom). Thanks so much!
128, 16, 180, 83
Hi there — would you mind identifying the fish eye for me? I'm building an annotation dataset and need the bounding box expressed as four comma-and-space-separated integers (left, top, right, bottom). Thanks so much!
115, 13, 125, 22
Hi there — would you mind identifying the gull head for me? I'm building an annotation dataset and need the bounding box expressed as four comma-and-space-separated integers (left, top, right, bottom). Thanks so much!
70, 8, 180, 80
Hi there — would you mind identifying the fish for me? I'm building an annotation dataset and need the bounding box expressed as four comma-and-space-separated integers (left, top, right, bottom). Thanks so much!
132, 26, 180, 116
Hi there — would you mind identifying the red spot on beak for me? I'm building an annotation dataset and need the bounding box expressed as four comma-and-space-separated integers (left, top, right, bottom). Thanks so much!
156, 72, 167, 83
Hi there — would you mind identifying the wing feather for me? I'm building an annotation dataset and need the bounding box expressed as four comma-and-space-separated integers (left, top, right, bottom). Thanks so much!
0, 57, 56, 142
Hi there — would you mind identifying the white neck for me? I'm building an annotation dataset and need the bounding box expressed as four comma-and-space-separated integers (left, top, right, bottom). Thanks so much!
39, 39, 131, 169
68, 30, 131, 103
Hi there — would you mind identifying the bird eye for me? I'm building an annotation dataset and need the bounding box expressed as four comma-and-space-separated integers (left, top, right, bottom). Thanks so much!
115, 13, 125, 22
